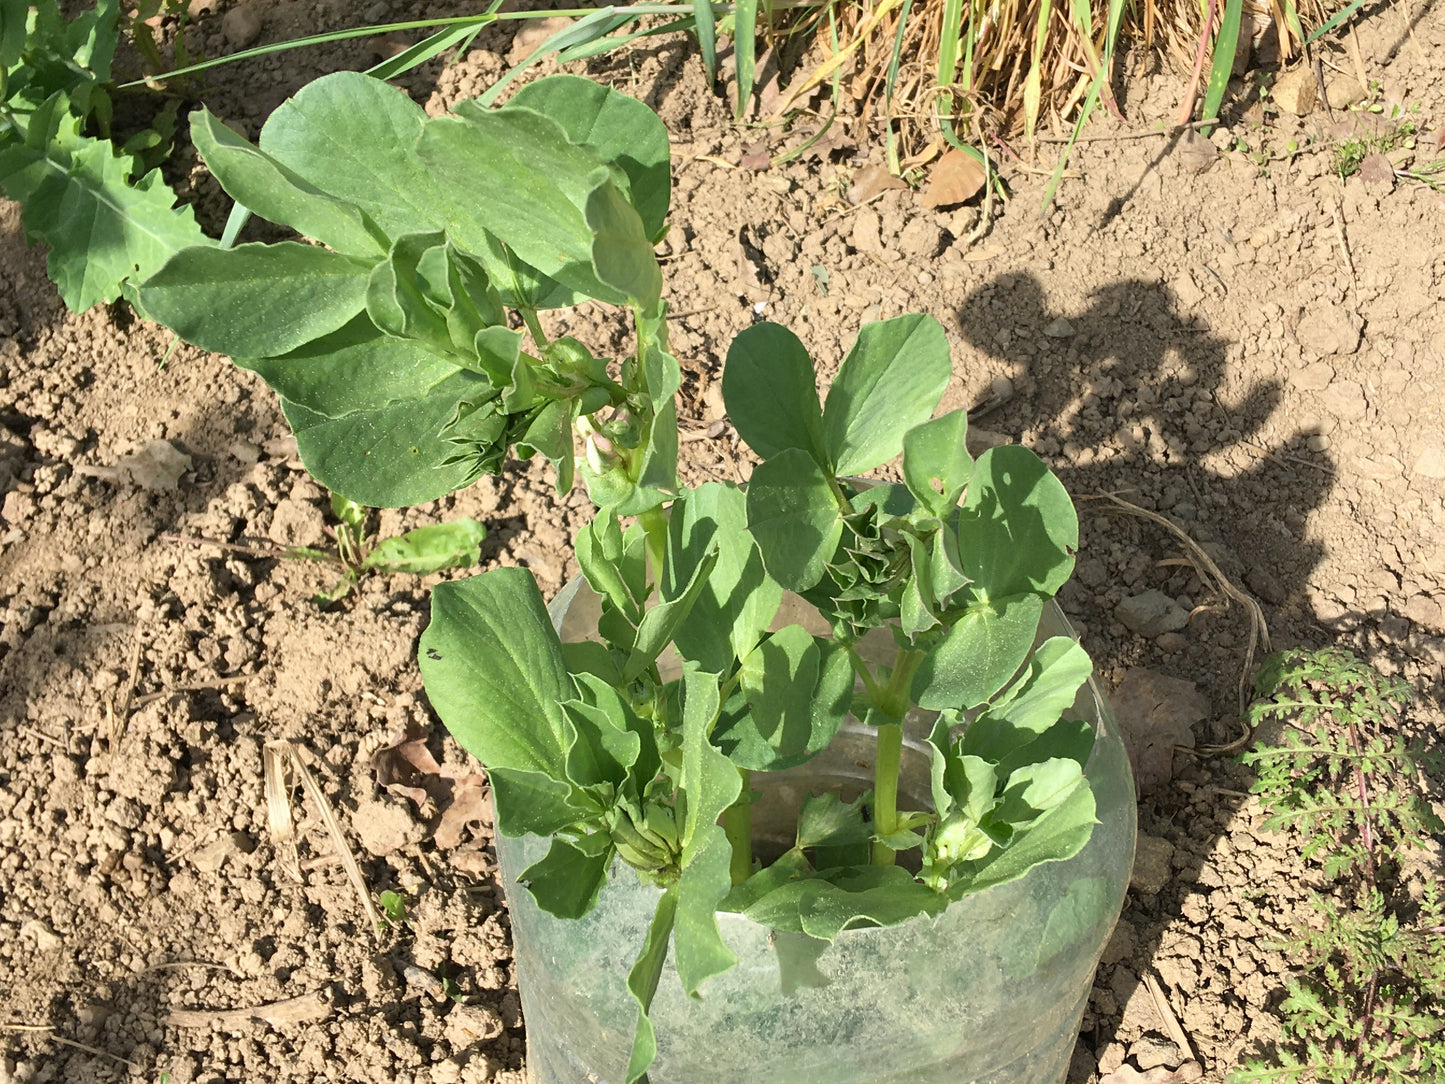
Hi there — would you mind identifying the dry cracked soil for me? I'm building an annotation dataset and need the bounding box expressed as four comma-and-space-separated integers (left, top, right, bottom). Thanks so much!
2, 1, 1444, 1082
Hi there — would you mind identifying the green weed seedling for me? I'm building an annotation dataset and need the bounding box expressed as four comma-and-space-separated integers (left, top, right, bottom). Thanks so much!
1231, 648, 1445, 1084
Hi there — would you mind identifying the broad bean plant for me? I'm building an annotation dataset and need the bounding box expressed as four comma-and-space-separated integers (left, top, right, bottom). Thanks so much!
138, 72, 1099, 1080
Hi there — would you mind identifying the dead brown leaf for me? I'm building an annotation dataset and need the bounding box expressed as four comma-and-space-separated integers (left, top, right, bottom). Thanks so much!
740, 138, 771, 171
373, 724, 491, 849
920, 149, 986, 209
848, 164, 907, 205
1359, 152, 1396, 196
1109, 669, 1206, 795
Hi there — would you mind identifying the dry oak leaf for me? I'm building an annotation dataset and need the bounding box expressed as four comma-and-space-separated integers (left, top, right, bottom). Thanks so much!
848, 164, 908, 205
1358, 152, 1396, 196
920, 149, 986, 209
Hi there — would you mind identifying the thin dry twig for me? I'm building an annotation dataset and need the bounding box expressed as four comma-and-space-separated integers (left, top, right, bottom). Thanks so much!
17, 724, 66, 749
1080, 491, 1271, 752
1034, 117, 1220, 143
166, 990, 332, 1029
1146, 972, 1197, 1061
0, 1023, 142, 1070
131, 673, 252, 708
267, 740, 382, 936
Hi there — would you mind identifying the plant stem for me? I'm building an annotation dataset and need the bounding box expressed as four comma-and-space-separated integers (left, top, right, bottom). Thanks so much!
869, 649, 924, 866
724, 769, 753, 886
519, 306, 548, 348
872, 722, 904, 866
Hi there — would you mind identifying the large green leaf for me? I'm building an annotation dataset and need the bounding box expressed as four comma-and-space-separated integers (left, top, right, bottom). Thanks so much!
674, 667, 742, 995
189, 106, 386, 259
663, 482, 781, 672
0, 95, 207, 312
140, 242, 371, 358
961, 637, 1092, 759
623, 549, 717, 682
722, 322, 827, 465
957, 782, 1096, 896
624, 885, 677, 1084
745, 448, 845, 592
716, 637, 849, 772
823, 314, 952, 475
519, 836, 613, 919
419, 568, 573, 778
508, 74, 671, 241
954, 445, 1078, 599
912, 593, 1044, 711
239, 314, 475, 418
257, 71, 572, 310
902, 408, 973, 516
419, 104, 658, 305
276, 379, 487, 507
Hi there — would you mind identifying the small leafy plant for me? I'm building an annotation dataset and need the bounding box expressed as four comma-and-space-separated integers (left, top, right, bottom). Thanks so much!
0, 0, 207, 311
1232, 648, 1445, 1084
138, 71, 1107, 1080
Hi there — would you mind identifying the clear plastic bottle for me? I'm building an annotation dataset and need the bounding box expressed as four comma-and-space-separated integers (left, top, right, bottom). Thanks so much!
496, 587, 1137, 1084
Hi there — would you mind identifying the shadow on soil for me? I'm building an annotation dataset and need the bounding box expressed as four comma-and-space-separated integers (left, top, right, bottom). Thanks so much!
957, 271, 1341, 1075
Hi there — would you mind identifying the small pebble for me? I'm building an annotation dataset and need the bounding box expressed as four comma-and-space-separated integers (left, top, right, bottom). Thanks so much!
222, 4, 262, 48
1306, 433, 1331, 453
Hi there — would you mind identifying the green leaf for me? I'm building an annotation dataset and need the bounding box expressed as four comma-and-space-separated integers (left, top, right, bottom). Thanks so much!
796, 792, 873, 850
189, 106, 386, 258
1029, 876, 1115, 971
722, 322, 827, 465
995, 758, 1086, 825
928, 720, 1000, 826
954, 445, 1078, 599
0, 0, 27, 68
674, 668, 745, 997
745, 448, 845, 592
277, 379, 488, 509
725, 626, 849, 771
507, 74, 671, 241
796, 866, 946, 941
959, 782, 1096, 896
623, 549, 718, 683
419, 568, 573, 778
663, 482, 782, 672
912, 593, 1044, 711
0, 96, 208, 312
624, 885, 677, 1084
567, 672, 654, 787
519, 836, 613, 918
361, 519, 485, 575
488, 767, 583, 837
903, 408, 973, 515
960, 636, 1092, 758
823, 314, 952, 475
419, 103, 657, 305
258, 72, 440, 241
140, 242, 371, 358
577, 510, 647, 625
719, 849, 813, 914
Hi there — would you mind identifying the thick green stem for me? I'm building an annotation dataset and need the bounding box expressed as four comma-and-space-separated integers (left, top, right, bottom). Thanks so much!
869, 649, 924, 866
519, 306, 548, 348
872, 722, 904, 866
724, 768, 753, 886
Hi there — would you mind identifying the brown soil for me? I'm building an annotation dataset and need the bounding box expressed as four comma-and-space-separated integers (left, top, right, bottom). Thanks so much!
2, 2, 1444, 1082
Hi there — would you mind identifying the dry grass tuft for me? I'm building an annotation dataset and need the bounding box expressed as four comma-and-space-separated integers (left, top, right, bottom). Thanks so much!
761, 0, 1335, 161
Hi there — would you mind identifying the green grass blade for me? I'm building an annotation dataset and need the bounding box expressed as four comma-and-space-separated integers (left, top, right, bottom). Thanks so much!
1305, 0, 1366, 45
479, 6, 628, 107
734, 0, 758, 118
1041, 74, 1101, 211
1103, 0, 1126, 65
557, 16, 693, 62
936, 0, 965, 101
1201, 0, 1243, 135
884, 0, 915, 107
365, 22, 484, 80
693, 0, 719, 83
